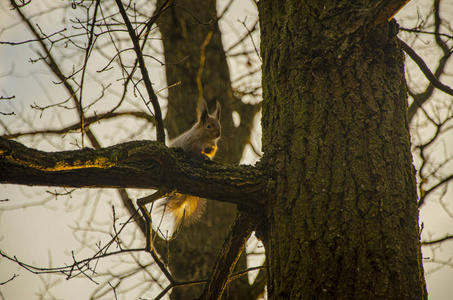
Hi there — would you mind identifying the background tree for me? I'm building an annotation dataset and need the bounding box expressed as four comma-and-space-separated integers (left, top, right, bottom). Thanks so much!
1, 0, 452, 299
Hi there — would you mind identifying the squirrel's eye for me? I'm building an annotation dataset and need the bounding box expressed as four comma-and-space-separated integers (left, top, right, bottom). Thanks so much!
207, 124, 211, 129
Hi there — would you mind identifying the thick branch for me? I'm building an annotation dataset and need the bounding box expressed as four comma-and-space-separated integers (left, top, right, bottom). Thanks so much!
399, 39, 453, 97
373, 0, 410, 26
0, 138, 264, 207
405, 0, 453, 123
201, 211, 255, 300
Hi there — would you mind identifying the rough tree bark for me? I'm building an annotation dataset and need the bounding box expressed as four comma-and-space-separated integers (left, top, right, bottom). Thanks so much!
258, 0, 426, 298
0, 138, 263, 202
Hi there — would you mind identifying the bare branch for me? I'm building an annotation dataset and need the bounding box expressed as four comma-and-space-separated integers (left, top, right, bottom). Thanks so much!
238, 17, 261, 61
0, 247, 145, 278
226, 19, 259, 53
0, 28, 67, 45
137, 0, 173, 47
117, 188, 147, 236
399, 27, 453, 40
373, 0, 410, 26
0, 273, 18, 285
404, 0, 453, 123
399, 38, 453, 99
201, 211, 257, 299
77, 0, 101, 147
9, 0, 103, 149
2, 111, 155, 139
114, 0, 165, 143
422, 235, 453, 246
419, 173, 453, 207
0, 138, 265, 207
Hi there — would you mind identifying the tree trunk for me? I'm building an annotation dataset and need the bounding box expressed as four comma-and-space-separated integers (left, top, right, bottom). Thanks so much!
157, 0, 259, 298
258, 1, 426, 299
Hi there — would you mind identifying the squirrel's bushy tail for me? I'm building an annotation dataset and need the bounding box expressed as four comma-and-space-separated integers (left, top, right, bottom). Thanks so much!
152, 194, 206, 235
154, 99, 219, 235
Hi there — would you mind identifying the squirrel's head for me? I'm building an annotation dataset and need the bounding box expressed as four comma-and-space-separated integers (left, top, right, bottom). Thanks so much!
197, 99, 221, 141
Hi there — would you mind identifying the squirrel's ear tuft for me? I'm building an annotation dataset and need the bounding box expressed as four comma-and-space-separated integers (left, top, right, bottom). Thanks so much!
197, 99, 209, 124
214, 101, 221, 121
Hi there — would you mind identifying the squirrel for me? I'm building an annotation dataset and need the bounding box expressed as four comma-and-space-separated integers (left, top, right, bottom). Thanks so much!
170, 99, 221, 160
157, 99, 221, 231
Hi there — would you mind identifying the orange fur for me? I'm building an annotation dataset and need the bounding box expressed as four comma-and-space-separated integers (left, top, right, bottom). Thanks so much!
164, 194, 207, 227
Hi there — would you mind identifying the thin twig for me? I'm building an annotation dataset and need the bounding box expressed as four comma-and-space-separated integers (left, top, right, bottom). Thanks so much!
115, 0, 165, 143
0, 274, 18, 285
0, 28, 67, 45
78, 0, 101, 147
2, 111, 155, 139
422, 234, 453, 246
238, 17, 261, 61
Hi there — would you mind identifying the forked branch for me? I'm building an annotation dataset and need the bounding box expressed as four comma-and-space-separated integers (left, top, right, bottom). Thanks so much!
399, 39, 453, 98
114, 0, 165, 143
